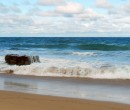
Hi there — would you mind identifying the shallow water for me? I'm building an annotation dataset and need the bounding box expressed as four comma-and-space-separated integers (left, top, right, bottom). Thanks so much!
0, 74, 130, 104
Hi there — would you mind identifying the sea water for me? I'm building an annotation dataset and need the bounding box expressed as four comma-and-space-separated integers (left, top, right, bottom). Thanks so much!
0, 37, 130, 79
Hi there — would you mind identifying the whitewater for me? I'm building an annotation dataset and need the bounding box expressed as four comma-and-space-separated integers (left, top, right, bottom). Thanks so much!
0, 55, 130, 79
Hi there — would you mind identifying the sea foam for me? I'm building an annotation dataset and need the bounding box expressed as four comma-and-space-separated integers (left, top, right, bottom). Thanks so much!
0, 57, 130, 79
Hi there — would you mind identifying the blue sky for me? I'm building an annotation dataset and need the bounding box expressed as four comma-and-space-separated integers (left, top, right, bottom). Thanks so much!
0, 0, 130, 37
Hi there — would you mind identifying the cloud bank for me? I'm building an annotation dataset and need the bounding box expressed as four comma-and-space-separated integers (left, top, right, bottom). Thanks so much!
0, 0, 130, 37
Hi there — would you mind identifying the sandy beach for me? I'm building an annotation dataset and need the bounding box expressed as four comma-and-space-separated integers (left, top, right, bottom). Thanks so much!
0, 73, 130, 110
0, 90, 130, 110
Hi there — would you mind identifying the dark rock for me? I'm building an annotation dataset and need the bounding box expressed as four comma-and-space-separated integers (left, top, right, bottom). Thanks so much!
5, 54, 40, 66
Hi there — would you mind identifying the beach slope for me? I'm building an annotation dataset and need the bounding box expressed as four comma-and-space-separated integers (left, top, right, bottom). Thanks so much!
0, 91, 130, 110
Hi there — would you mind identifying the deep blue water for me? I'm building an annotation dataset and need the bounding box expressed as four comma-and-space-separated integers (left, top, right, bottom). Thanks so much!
1, 37, 130, 51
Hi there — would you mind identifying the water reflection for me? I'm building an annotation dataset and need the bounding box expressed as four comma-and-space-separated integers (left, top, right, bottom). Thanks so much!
4, 81, 36, 88
0, 76, 130, 104
4, 81, 38, 93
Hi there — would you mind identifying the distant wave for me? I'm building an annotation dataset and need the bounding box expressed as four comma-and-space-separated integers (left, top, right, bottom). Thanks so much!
76, 44, 130, 51
72, 52, 97, 56
9, 47, 29, 50
11, 43, 130, 51
12, 44, 69, 49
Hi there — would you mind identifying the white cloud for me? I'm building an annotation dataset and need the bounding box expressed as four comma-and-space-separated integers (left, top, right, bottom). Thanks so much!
56, 2, 84, 14
37, 0, 65, 6
76, 8, 103, 20
96, 0, 113, 9
0, 0, 130, 37
108, 2, 130, 16
29, 2, 85, 17
0, 12, 130, 37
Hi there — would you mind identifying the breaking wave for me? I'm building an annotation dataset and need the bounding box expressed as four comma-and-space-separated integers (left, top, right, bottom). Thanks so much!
1, 58, 130, 79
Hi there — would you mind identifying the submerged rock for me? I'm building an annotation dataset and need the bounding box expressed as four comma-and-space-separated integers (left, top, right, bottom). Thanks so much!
5, 54, 40, 66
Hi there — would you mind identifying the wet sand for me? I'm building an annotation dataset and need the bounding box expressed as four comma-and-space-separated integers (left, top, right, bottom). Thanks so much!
1, 73, 130, 104
1, 73, 130, 85
0, 73, 130, 110
0, 90, 130, 110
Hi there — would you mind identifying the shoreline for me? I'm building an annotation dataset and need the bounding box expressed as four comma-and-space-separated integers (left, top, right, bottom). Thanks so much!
0, 90, 130, 110
1, 73, 130, 105
1, 73, 130, 85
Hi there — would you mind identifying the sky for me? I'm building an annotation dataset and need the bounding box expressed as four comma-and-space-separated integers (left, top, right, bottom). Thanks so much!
0, 0, 130, 37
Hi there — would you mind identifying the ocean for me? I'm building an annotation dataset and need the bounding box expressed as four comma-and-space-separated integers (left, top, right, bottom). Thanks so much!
0, 37, 130, 79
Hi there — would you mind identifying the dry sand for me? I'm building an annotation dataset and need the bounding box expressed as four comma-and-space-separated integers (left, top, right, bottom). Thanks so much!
0, 91, 130, 110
